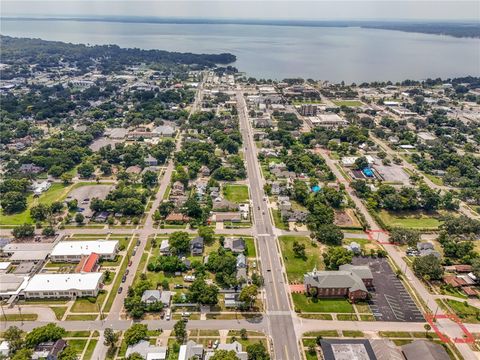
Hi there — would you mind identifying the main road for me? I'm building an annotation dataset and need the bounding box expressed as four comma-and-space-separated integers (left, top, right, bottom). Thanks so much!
236, 90, 301, 360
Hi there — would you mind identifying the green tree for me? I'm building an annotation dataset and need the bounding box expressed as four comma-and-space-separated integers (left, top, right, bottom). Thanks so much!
209, 350, 240, 360
187, 278, 218, 305
239, 285, 258, 309
142, 170, 158, 188
61, 173, 73, 185
390, 228, 420, 246
169, 231, 190, 255
312, 224, 344, 245
42, 226, 56, 236
123, 324, 148, 346
12, 223, 35, 238
75, 213, 84, 224
58, 346, 78, 360
292, 241, 306, 259
323, 247, 353, 270
354, 156, 369, 170
126, 353, 144, 360
246, 342, 270, 360
77, 162, 95, 178
103, 328, 119, 349
412, 254, 444, 280
198, 226, 215, 244
174, 319, 187, 344
30, 203, 51, 222
11, 349, 33, 360
4, 326, 24, 355
1, 191, 27, 214
25, 323, 66, 348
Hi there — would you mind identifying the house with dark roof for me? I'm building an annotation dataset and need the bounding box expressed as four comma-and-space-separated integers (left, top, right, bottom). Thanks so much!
32, 340, 67, 360
304, 265, 373, 302
190, 237, 204, 256
224, 238, 246, 253
320, 339, 376, 360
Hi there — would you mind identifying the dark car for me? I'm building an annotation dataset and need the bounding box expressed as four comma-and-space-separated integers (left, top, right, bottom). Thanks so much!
122, 275, 127, 283
118, 287, 123, 294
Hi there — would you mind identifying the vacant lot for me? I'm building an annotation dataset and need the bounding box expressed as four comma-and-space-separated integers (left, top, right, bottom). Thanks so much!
292, 293, 353, 313
332, 100, 363, 107
224, 184, 249, 203
278, 235, 323, 283
444, 299, 480, 323
67, 183, 114, 218
378, 210, 444, 230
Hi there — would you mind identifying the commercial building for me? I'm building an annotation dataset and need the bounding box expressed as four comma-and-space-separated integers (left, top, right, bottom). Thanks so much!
0, 274, 30, 299
50, 240, 119, 262
310, 113, 348, 128
23, 273, 104, 299
304, 265, 373, 302
299, 104, 318, 116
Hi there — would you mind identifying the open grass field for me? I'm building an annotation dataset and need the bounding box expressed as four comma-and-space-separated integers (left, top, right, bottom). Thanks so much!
332, 100, 363, 107
272, 210, 289, 230
0, 181, 102, 226
71, 291, 107, 313
292, 293, 353, 313
83, 339, 98, 360
278, 235, 323, 283
444, 299, 480, 323
223, 184, 249, 203
378, 210, 444, 229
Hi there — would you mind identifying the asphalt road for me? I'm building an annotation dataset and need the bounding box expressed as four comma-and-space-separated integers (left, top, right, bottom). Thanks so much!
236, 90, 301, 360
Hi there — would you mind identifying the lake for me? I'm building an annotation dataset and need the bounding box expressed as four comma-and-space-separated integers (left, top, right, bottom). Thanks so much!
1, 19, 479, 82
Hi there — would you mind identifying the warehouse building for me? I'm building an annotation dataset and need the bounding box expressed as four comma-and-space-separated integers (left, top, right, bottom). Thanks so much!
23, 273, 104, 299
50, 240, 119, 262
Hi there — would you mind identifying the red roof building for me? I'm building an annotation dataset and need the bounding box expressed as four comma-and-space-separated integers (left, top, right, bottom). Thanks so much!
75, 253, 100, 273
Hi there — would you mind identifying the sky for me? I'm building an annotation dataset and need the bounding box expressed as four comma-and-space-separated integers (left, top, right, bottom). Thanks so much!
1, 0, 479, 21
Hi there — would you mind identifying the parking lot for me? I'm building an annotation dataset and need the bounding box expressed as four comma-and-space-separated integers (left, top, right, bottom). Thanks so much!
67, 184, 113, 218
352, 257, 425, 322
373, 163, 410, 184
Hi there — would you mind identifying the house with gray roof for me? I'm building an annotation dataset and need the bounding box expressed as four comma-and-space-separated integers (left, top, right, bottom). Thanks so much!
304, 265, 373, 302
401, 340, 449, 360
178, 340, 204, 360
224, 237, 246, 253
141, 290, 172, 306
190, 237, 204, 256
125, 340, 167, 360
205, 341, 247, 360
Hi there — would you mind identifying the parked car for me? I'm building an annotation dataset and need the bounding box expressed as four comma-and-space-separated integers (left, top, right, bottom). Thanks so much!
118, 287, 123, 294
125, 269, 129, 275
213, 340, 219, 349
122, 275, 127, 283
128, 260, 133, 266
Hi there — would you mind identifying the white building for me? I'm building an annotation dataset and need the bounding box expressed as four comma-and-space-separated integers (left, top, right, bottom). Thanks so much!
50, 240, 119, 262
23, 273, 103, 299
310, 113, 348, 128
126, 340, 167, 360
341, 155, 375, 167
32, 181, 51, 196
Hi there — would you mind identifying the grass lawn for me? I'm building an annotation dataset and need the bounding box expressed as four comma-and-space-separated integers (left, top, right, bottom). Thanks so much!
50, 306, 68, 320
424, 173, 444, 186
378, 210, 444, 230
332, 100, 363, 107
278, 236, 323, 283
298, 313, 333, 320
65, 331, 91, 337
445, 299, 480, 323
343, 330, 364, 338
2, 314, 38, 321
65, 314, 98, 321
272, 210, 289, 230
337, 314, 358, 321
292, 293, 353, 313
70, 291, 107, 313
304, 330, 339, 337
244, 237, 256, 257
83, 339, 98, 360
67, 339, 88, 354
224, 184, 249, 203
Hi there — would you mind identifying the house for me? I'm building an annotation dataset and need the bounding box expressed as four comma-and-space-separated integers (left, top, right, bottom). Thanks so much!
160, 239, 170, 255
50, 240, 119, 262
171, 181, 185, 196
126, 165, 142, 174
238, 203, 250, 220
190, 237, 204, 256
236, 267, 248, 282
0, 341, 9, 357
199, 165, 210, 177
401, 340, 449, 360
178, 340, 204, 360
224, 238, 245, 253
32, 181, 51, 196
212, 199, 237, 211
271, 182, 281, 195
19, 163, 43, 174
205, 341, 247, 360
278, 196, 292, 211
281, 209, 308, 223
215, 212, 242, 223
145, 154, 158, 166
304, 265, 373, 302
165, 213, 190, 224
417, 242, 441, 258
32, 340, 67, 360
125, 340, 167, 360
236, 254, 247, 269
75, 253, 100, 273
417, 132, 438, 146
141, 290, 172, 306
23, 273, 104, 299
224, 293, 244, 308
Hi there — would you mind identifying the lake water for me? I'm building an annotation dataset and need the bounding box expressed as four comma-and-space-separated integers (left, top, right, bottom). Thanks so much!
1, 19, 479, 82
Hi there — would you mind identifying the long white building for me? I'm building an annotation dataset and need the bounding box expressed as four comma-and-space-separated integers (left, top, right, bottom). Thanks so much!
23, 273, 103, 299
50, 240, 119, 262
